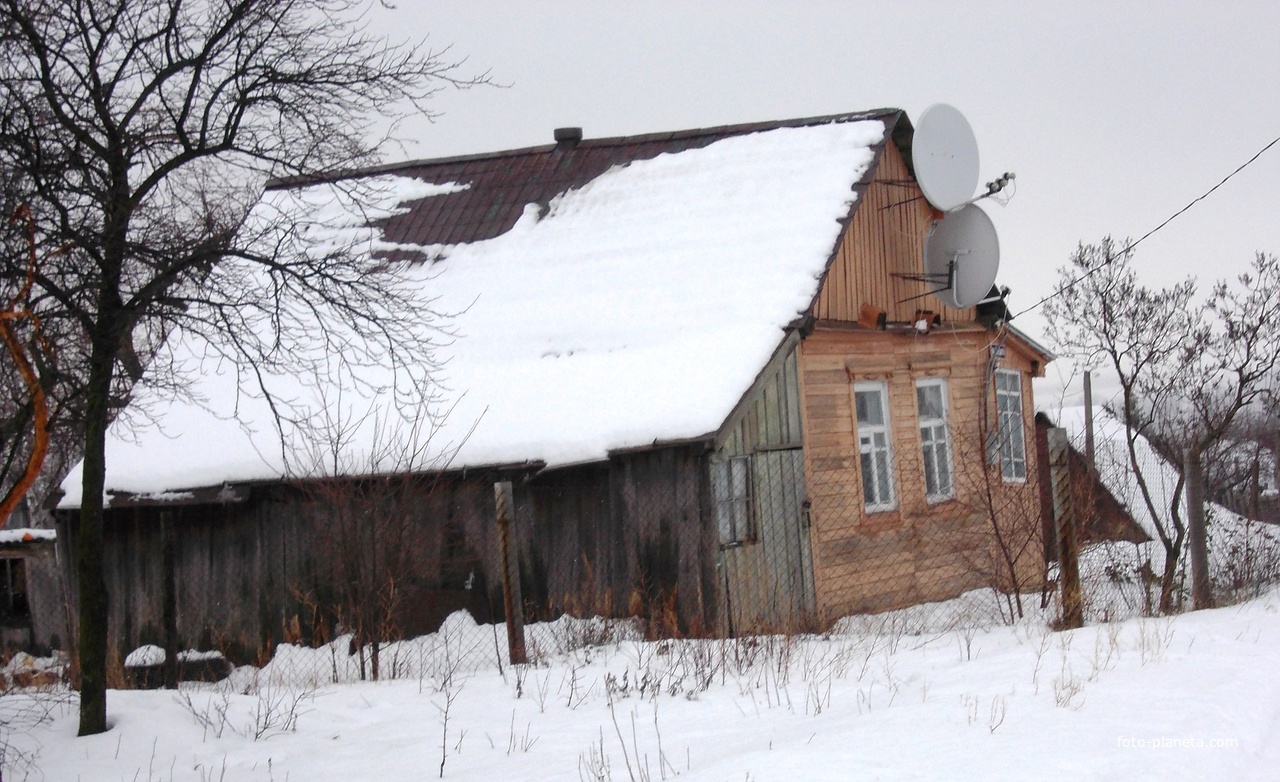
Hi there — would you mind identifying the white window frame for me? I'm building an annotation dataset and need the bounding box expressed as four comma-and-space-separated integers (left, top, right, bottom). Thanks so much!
915, 377, 955, 502
994, 369, 1028, 482
711, 456, 753, 546
854, 381, 897, 512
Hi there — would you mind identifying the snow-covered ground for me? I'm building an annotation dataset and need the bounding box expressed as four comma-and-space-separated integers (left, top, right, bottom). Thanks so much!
6, 591, 1280, 781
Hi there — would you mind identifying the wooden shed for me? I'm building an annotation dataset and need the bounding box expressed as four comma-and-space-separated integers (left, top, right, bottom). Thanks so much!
58, 108, 1055, 659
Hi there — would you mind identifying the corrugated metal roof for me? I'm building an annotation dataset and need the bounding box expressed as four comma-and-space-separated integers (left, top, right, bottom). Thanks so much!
269, 109, 903, 249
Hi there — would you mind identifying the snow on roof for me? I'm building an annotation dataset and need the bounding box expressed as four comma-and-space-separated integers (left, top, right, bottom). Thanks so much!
60, 118, 888, 507
0, 528, 56, 544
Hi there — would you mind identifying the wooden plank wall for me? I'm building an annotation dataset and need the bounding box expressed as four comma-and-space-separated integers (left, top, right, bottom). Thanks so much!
716, 346, 804, 458
812, 142, 972, 324
524, 446, 718, 635
712, 343, 819, 633
797, 325, 1045, 620
92, 446, 720, 660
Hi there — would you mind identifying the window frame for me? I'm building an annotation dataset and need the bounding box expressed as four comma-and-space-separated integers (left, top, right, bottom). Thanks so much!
853, 380, 897, 513
711, 456, 754, 547
915, 377, 956, 503
994, 369, 1028, 482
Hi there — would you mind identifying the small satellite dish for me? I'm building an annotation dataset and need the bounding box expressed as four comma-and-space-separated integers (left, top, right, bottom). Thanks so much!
913, 104, 980, 212
922, 203, 1000, 309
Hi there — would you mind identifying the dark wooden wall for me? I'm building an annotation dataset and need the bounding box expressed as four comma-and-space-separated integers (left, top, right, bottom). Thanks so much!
76, 445, 719, 662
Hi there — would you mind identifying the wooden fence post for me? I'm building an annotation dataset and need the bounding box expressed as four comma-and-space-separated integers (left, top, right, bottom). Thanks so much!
161, 509, 179, 688
1185, 446, 1214, 610
494, 481, 528, 665
1048, 427, 1084, 629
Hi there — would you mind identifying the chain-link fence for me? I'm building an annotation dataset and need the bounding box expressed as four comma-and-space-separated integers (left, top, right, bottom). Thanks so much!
72, 410, 1280, 690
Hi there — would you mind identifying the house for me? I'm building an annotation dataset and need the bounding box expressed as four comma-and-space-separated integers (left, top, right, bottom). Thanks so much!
56, 108, 1055, 660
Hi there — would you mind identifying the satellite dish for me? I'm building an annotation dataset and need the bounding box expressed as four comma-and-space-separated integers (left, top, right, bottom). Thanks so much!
922, 203, 1000, 309
913, 104, 980, 212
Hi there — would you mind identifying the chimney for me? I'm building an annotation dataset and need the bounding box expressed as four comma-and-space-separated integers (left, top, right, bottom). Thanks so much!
554, 126, 583, 150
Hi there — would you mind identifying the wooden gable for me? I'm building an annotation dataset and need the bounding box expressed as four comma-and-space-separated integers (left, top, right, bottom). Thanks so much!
811, 141, 972, 325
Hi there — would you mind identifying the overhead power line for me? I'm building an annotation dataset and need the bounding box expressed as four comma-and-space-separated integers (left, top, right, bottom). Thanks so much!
1013, 132, 1280, 320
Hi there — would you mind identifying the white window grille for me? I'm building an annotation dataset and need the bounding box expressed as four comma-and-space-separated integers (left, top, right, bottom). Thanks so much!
854, 381, 896, 512
995, 369, 1027, 481
916, 378, 955, 502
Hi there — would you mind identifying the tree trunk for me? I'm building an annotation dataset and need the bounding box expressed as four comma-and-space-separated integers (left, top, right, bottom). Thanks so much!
77, 219, 127, 735
76, 327, 118, 735
1158, 539, 1180, 614
1185, 446, 1213, 610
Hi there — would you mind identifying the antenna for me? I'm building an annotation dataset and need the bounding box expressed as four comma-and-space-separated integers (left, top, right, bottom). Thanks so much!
913, 104, 980, 212
921, 204, 1000, 309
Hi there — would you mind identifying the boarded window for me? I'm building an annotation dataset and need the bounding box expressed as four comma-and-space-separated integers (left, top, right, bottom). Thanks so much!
712, 457, 753, 545
854, 381, 896, 512
995, 369, 1027, 481
916, 378, 955, 502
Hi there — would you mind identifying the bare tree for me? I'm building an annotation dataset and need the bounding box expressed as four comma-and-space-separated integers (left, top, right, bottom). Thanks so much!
0, 0, 486, 735
1045, 240, 1280, 612
950, 398, 1046, 623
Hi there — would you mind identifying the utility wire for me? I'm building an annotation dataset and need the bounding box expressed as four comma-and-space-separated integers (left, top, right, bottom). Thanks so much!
1012, 132, 1280, 319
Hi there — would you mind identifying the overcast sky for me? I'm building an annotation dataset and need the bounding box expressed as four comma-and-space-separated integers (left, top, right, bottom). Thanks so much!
365, 1, 1280, 406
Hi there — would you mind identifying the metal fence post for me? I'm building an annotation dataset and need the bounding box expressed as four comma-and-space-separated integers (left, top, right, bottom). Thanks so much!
494, 481, 527, 664
1048, 427, 1083, 629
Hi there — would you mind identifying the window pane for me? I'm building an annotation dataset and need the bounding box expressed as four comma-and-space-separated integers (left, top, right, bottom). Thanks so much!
855, 390, 883, 426
712, 462, 729, 503
860, 451, 877, 500
922, 442, 939, 495
916, 384, 943, 420
936, 446, 953, 495
875, 451, 892, 503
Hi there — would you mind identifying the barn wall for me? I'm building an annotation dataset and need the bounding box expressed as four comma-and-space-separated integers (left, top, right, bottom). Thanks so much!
716, 340, 804, 458
522, 445, 718, 635
88, 446, 719, 661
798, 323, 1046, 621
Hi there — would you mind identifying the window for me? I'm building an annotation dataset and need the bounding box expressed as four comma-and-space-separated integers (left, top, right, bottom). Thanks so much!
854, 381, 896, 511
0, 558, 29, 624
994, 370, 1027, 481
712, 457, 752, 545
916, 378, 955, 502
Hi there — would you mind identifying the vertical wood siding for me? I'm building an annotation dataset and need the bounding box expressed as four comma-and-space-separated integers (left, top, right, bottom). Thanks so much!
90, 446, 721, 660
813, 143, 972, 324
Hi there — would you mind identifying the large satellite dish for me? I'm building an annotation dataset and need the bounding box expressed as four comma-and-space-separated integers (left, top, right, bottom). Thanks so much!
914, 104, 980, 212
923, 203, 1000, 309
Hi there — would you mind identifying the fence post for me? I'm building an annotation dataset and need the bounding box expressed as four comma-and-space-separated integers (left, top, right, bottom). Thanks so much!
1083, 371, 1096, 477
1185, 446, 1214, 610
1048, 427, 1084, 629
494, 481, 528, 664
160, 508, 179, 688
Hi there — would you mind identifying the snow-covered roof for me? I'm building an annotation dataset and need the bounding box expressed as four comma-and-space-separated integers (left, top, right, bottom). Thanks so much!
0, 528, 56, 545
61, 112, 896, 507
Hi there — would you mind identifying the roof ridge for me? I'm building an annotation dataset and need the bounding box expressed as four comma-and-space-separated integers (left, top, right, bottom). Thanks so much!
266, 108, 902, 190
